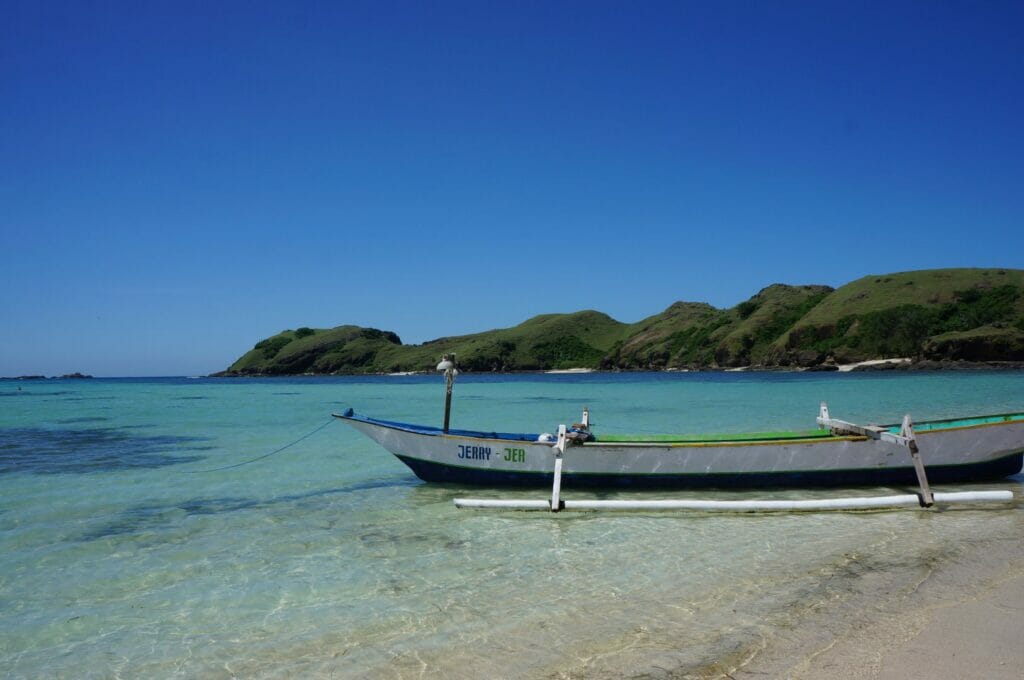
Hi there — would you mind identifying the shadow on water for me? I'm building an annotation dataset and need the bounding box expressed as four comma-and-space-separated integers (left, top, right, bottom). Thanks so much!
80, 477, 421, 541
0, 426, 210, 475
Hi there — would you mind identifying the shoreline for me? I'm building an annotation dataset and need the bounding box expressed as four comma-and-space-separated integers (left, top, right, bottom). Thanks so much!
7, 361, 1024, 381
208, 359, 1024, 378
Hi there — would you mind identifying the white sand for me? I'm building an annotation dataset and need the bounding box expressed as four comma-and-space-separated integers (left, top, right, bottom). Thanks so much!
837, 358, 912, 372
732, 514, 1024, 679
873, 573, 1024, 679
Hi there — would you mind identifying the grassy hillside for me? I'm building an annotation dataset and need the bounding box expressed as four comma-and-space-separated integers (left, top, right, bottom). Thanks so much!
607, 302, 728, 368
221, 311, 633, 375
224, 326, 402, 375
603, 285, 833, 369
417, 310, 633, 372
712, 284, 833, 367
769, 268, 1024, 364
367, 310, 632, 373
217, 268, 1024, 375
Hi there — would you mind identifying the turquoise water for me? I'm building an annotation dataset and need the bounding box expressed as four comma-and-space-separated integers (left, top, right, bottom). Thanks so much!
1, 372, 1022, 678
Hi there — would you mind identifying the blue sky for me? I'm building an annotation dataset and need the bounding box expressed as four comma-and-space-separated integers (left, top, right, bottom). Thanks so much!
2, 1, 1023, 376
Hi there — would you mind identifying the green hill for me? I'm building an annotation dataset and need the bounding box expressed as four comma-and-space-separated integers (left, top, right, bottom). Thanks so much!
598, 284, 833, 369
768, 268, 1024, 364
416, 310, 633, 372
217, 268, 1024, 375
224, 326, 404, 375
604, 301, 721, 369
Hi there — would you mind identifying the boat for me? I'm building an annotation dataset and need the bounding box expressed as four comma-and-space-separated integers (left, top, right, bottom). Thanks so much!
333, 404, 1024, 489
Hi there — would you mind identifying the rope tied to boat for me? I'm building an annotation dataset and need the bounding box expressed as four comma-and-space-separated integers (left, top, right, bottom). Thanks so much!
179, 418, 335, 474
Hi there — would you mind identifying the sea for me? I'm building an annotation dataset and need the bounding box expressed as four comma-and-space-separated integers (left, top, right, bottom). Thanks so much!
1, 371, 1022, 678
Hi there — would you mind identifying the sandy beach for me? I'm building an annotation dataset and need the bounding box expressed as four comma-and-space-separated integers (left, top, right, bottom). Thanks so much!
837, 358, 914, 372
732, 508, 1024, 680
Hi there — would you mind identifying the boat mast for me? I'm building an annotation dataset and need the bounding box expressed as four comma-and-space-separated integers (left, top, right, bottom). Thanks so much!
437, 354, 458, 433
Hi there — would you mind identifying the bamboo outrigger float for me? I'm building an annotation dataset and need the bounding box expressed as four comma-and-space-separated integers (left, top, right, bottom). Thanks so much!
333, 356, 1021, 512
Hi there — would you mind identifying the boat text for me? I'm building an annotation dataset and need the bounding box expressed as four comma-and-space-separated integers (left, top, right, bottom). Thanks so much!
457, 445, 492, 460
503, 447, 526, 463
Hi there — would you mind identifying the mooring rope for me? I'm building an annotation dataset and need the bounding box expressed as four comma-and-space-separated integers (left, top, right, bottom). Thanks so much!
180, 418, 336, 474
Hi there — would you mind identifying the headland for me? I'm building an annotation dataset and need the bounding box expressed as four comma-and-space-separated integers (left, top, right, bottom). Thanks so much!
215, 268, 1024, 376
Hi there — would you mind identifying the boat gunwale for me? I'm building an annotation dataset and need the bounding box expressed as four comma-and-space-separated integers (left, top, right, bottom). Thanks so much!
333, 410, 1024, 447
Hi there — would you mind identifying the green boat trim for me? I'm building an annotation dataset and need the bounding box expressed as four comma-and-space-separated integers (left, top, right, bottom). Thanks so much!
592, 412, 1024, 445
593, 429, 834, 444
896, 412, 1024, 433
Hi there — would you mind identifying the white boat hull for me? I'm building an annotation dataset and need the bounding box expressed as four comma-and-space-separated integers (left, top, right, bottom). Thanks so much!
336, 411, 1024, 488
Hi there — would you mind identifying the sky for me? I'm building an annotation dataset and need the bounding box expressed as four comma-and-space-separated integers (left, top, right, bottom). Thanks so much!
2, 1, 1023, 376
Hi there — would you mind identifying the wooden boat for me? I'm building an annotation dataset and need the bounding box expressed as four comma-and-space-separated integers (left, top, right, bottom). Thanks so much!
333, 405, 1024, 489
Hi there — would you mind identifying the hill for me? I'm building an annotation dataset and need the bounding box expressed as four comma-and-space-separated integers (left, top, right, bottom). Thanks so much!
223, 326, 403, 375
768, 269, 1024, 365
604, 284, 833, 369
216, 268, 1024, 375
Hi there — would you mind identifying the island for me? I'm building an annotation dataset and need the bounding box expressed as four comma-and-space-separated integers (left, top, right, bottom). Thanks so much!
215, 268, 1024, 376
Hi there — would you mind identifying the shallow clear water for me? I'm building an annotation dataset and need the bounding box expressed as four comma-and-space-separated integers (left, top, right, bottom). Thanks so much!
1, 372, 1022, 678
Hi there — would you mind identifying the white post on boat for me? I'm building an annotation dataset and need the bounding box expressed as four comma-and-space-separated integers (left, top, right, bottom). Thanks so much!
550, 424, 567, 512
902, 414, 933, 507
436, 354, 458, 434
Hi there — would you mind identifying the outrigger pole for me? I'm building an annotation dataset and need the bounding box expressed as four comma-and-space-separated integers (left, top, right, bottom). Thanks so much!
455, 491, 1014, 512
454, 405, 1015, 513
